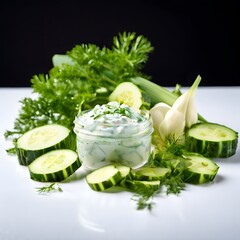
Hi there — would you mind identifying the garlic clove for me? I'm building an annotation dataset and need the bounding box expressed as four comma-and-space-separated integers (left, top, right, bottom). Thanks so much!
159, 109, 185, 141
150, 102, 171, 132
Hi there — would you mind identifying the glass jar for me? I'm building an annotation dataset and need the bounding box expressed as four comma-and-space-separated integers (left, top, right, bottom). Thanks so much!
74, 102, 153, 170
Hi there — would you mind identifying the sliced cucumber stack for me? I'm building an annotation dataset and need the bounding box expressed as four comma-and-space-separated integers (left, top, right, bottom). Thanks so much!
185, 122, 238, 158
182, 154, 219, 184
109, 82, 142, 111
16, 124, 76, 165
85, 155, 219, 194
28, 149, 81, 182
85, 164, 161, 192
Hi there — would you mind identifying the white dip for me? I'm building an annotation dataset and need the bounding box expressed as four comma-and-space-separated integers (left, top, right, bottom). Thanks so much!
74, 102, 153, 170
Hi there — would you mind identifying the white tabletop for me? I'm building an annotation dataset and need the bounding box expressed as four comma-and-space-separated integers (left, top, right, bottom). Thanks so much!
1, 87, 240, 240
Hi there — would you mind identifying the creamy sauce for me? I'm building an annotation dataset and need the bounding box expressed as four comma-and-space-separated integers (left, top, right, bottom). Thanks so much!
74, 102, 153, 170
75, 102, 147, 137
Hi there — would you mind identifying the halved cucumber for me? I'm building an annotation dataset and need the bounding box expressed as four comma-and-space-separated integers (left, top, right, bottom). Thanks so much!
16, 124, 76, 165
28, 149, 81, 182
108, 82, 142, 111
131, 167, 170, 181
185, 122, 238, 158
86, 165, 123, 191
182, 154, 219, 184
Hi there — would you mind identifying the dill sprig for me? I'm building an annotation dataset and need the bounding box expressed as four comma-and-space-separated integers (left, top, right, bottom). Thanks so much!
148, 134, 188, 196
130, 182, 159, 211
36, 183, 63, 194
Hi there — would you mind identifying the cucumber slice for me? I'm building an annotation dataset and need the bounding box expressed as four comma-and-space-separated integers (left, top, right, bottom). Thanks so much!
16, 124, 76, 165
52, 54, 74, 67
182, 154, 219, 184
115, 165, 131, 179
108, 82, 142, 111
28, 149, 81, 182
124, 180, 161, 191
104, 165, 131, 191
86, 165, 123, 191
131, 167, 170, 181
185, 122, 238, 158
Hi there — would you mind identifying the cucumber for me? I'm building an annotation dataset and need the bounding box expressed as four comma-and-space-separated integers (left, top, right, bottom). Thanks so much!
115, 165, 131, 179
182, 154, 219, 184
16, 124, 76, 165
109, 82, 142, 111
185, 122, 238, 158
86, 165, 123, 191
28, 149, 81, 182
52, 54, 74, 67
104, 165, 131, 192
131, 167, 170, 181
124, 180, 161, 191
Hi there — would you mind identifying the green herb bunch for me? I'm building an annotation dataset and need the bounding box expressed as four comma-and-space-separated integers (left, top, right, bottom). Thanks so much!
5, 32, 153, 142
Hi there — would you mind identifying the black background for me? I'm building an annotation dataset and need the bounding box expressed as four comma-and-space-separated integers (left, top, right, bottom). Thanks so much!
1, 0, 239, 87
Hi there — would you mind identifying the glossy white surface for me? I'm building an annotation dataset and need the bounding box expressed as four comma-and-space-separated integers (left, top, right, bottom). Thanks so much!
1, 87, 240, 240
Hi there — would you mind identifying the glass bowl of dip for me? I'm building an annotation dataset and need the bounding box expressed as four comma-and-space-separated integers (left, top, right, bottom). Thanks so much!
74, 102, 153, 170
